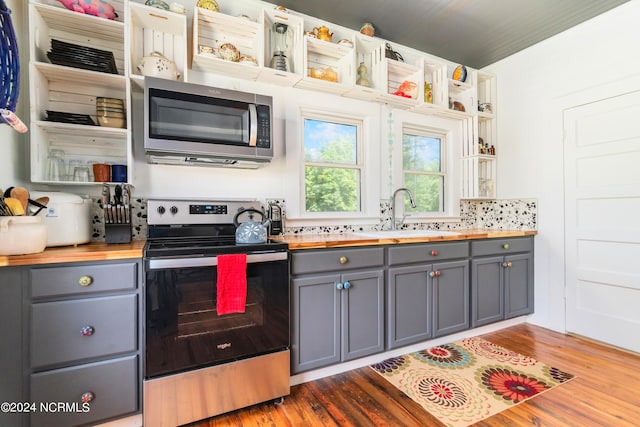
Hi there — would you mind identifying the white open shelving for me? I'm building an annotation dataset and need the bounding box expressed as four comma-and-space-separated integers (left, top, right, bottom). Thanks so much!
28, 1, 131, 185
26, 0, 498, 198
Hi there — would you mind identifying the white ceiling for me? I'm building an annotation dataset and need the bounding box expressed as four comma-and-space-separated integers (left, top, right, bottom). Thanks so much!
261, 0, 630, 68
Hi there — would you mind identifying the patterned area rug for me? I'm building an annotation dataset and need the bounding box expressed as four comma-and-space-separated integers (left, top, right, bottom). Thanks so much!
370, 337, 575, 427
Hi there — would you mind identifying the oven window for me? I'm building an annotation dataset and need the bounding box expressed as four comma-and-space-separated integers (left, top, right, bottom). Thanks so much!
149, 89, 249, 145
145, 258, 289, 379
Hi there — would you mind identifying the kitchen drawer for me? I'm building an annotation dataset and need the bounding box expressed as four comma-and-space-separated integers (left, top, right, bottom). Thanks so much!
388, 241, 469, 265
31, 261, 138, 299
30, 355, 138, 427
471, 237, 533, 257
292, 247, 384, 275
31, 294, 137, 369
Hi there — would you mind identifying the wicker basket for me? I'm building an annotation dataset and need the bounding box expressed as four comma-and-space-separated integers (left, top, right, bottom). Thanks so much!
0, 0, 21, 127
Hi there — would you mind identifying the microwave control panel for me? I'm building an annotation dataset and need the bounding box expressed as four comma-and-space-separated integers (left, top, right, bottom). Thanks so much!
256, 105, 271, 149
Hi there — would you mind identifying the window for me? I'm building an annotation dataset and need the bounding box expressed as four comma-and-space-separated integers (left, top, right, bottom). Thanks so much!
402, 128, 446, 213
390, 110, 461, 221
303, 115, 363, 214
284, 97, 380, 225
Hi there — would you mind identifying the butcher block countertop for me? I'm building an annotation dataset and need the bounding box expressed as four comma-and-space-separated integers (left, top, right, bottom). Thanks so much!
272, 229, 538, 250
0, 240, 145, 267
1, 229, 537, 266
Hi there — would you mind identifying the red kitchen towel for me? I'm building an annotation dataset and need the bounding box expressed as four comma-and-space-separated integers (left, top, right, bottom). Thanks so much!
216, 253, 248, 315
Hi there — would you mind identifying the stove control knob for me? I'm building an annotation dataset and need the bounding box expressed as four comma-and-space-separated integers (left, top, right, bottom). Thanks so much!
170, 206, 178, 214
157, 206, 166, 214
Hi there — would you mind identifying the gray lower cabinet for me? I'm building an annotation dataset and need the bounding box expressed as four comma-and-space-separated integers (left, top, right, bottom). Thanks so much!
471, 237, 534, 327
27, 259, 142, 427
291, 247, 385, 374
387, 242, 470, 349
0, 267, 27, 427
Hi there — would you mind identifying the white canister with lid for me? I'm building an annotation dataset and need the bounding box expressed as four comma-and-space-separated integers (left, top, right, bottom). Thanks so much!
31, 191, 92, 247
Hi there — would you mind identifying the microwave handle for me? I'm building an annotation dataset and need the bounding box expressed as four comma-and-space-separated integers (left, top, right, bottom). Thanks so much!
248, 104, 257, 147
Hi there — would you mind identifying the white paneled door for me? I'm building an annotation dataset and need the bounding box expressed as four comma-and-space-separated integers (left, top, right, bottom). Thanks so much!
564, 90, 640, 353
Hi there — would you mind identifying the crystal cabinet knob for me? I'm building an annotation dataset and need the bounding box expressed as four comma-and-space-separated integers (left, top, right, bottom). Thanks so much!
78, 275, 93, 287
81, 391, 95, 404
336, 282, 343, 290
502, 261, 513, 268
343, 281, 351, 289
430, 250, 438, 256
339, 256, 348, 264
80, 325, 95, 337
429, 270, 441, 278
502, 243, 510, 250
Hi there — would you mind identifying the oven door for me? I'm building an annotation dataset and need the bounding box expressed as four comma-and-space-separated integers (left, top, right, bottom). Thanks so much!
144, 251, 289, 379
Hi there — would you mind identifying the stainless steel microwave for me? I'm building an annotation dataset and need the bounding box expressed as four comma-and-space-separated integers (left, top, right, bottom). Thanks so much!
143, 77, 273, 168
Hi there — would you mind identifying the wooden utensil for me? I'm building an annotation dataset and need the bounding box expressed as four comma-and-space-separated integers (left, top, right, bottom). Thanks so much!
4, 197, 25, 215
28, 197, 49, 216
9, 186, 29, 213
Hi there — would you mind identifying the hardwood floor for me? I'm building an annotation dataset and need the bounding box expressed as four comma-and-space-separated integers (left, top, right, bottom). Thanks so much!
187, 324, 640, 426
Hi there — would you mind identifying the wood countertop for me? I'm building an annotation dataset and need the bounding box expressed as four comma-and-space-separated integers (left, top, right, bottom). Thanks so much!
0, 240, 145, 267
0, 229, 537, 266
273, 229, 538, 250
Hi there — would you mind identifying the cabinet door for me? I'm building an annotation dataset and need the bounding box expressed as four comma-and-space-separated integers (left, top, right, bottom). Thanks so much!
505, 253, 534, 318
291, 274, 341, 373
387, 265, 431, 349
471, 256, 504, 327
432, 260, 469, 337
0, 267, 26, 427
341, 270, 384, 361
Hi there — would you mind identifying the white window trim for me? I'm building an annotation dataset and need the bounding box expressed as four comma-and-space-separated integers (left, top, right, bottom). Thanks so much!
391, 110, 462, 222
284, 94, 382, 226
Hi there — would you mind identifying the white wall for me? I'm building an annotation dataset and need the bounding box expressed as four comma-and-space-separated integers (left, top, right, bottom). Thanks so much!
483, 0, 640, 332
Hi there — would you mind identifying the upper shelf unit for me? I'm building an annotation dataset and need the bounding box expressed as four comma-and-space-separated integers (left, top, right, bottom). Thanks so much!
192, 6, 263, 81
28, 1, 131, 185
128, 2, 188, 87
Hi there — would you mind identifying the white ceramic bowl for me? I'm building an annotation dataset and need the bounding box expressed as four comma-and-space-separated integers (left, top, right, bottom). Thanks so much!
0, 216, 47, 255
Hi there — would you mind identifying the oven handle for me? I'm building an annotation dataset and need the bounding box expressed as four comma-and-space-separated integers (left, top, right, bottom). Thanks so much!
146, 251, 287, 270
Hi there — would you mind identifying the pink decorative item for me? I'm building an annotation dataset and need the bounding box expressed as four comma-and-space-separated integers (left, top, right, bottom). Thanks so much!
57, 0, 118, 20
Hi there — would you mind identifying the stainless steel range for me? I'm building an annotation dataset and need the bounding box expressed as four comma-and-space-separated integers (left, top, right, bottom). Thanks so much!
142, 199, 290, 427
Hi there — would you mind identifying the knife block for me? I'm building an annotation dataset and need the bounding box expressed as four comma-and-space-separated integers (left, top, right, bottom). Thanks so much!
104, 205, 131, 244
105, 222, 131, 244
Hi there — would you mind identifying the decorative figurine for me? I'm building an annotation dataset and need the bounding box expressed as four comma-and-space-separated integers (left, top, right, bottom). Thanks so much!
356, 61, 370, 87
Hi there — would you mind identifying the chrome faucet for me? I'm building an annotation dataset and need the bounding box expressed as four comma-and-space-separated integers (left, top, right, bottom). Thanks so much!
390, 187, 417, 230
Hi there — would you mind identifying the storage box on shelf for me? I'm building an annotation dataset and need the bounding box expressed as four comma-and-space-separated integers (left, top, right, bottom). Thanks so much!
28, 1, 131, 185
411, 57, 447, 114
427, 63, 476, 120
477, 71, 497, 148
192, 6, 263, 81
343, 34, 385, 101
295, 19, 355, 95
128, 1, 188, 88
373, 44, 423, 109
462, 155, 496, 199
258, 7, 303, 86
460, 71, 497, 199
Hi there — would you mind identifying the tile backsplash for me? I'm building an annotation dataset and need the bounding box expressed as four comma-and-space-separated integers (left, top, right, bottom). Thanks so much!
89, 197, 536, 242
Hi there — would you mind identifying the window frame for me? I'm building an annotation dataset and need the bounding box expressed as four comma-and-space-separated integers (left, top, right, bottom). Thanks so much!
391, 110, 462, 222
284, 98, 382, 226
402, 125, 447, 214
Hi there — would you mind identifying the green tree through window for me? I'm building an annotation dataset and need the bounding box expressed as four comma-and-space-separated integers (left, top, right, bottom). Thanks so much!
304, 118, 361, 213
403, 131, 445, 213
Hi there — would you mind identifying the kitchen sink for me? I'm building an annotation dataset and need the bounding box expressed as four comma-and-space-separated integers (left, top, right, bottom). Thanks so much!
353, 230, 461, 239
